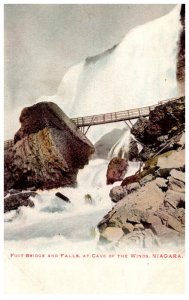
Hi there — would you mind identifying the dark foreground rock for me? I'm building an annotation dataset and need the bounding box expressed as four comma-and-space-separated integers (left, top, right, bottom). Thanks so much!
4, 102, 95, 191
4, 191, 37, 213
55, 192, 71, 203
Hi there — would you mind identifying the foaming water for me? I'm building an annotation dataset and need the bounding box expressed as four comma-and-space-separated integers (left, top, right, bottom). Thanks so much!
4, 160, 140, 247
4, 6, 182, 251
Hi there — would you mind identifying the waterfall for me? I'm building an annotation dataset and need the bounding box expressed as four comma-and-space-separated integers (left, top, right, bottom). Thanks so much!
5, 6, 182, 250
37, 5, 181, 146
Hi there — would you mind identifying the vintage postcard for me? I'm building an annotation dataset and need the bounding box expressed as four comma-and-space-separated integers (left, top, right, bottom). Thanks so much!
4, 3, 185, 294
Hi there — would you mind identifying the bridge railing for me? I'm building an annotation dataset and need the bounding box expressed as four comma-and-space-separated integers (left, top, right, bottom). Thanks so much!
71, 96, 184, 127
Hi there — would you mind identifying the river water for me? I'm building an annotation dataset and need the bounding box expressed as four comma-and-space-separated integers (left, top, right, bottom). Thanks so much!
4, 5, 182, 252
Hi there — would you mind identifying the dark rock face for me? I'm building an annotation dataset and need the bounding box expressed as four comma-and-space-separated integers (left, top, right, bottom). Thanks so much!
128, 138, 139, 161
131, 97, 185, 160
106, 157, 128, 185
177, 4, 185, 93
4, 102, 95, 191
4, 191, 36, 213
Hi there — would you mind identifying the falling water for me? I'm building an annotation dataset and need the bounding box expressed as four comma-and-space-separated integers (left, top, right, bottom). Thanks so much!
5, 6, 182, 251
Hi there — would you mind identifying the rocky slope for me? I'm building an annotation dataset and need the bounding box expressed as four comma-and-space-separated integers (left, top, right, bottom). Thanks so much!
98, 97, 185, 249
4, 102, 94, 197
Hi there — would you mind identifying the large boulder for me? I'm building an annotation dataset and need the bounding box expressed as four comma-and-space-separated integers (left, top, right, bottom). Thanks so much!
4, 102, 95, 191
106, 157, 128, 185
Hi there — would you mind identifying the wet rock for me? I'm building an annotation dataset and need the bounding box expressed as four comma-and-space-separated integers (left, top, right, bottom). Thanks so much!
4, 192, 36, 213
126, 182, 140, 194
109, 186, 127, 203
106, 157, 128, 185
55, 192, 70, 203
121, 173, 140, 187
139, 174, 154, 186
128, 138, 139, 161
84, 194, 94, 205
5, 102, 94, 191
101, 227, 124, 242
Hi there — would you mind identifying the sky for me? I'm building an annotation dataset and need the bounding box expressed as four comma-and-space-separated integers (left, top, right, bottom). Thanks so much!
4, 4, 176, 110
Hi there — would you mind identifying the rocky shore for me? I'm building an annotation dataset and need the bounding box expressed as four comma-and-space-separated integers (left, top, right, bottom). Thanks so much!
98, 97, 185, 248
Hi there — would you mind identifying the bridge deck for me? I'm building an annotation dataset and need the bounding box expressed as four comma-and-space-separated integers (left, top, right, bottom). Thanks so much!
71, 96, 182, 127
4, 96, 184, 147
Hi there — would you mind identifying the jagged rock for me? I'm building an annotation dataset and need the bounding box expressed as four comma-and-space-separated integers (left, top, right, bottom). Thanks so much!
165, 190, 185, 209
174, 208, 185, 224
109, 186, 127, 203
121, 173, 140, 187
4, 102, 94, 191
157, 149, 185, 171
122, 223, 134, 234
148, 216, 169, 236
128, 138, 139, 161
101, 227, 124, 242
131, 97, 185, 145
167, 215, 184, 233
170, 169, 185, 182
157, 135, 169, 143
126, 182, 140, 194
98, 180, 165, 233
154, 177, 168, 190
134, 224, 144, 231
106, 157, 128, 185
168, 176, 185, 193
139, 174, 154, 186
4, 192, 36, 213
175, 132, 185, 147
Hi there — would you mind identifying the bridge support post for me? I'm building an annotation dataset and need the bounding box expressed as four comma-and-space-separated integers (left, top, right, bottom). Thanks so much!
124, 120, 132, 130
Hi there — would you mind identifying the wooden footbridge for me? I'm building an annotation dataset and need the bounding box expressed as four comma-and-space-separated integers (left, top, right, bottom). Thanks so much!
71, 96, 183, 134
4, 95, 183, 148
